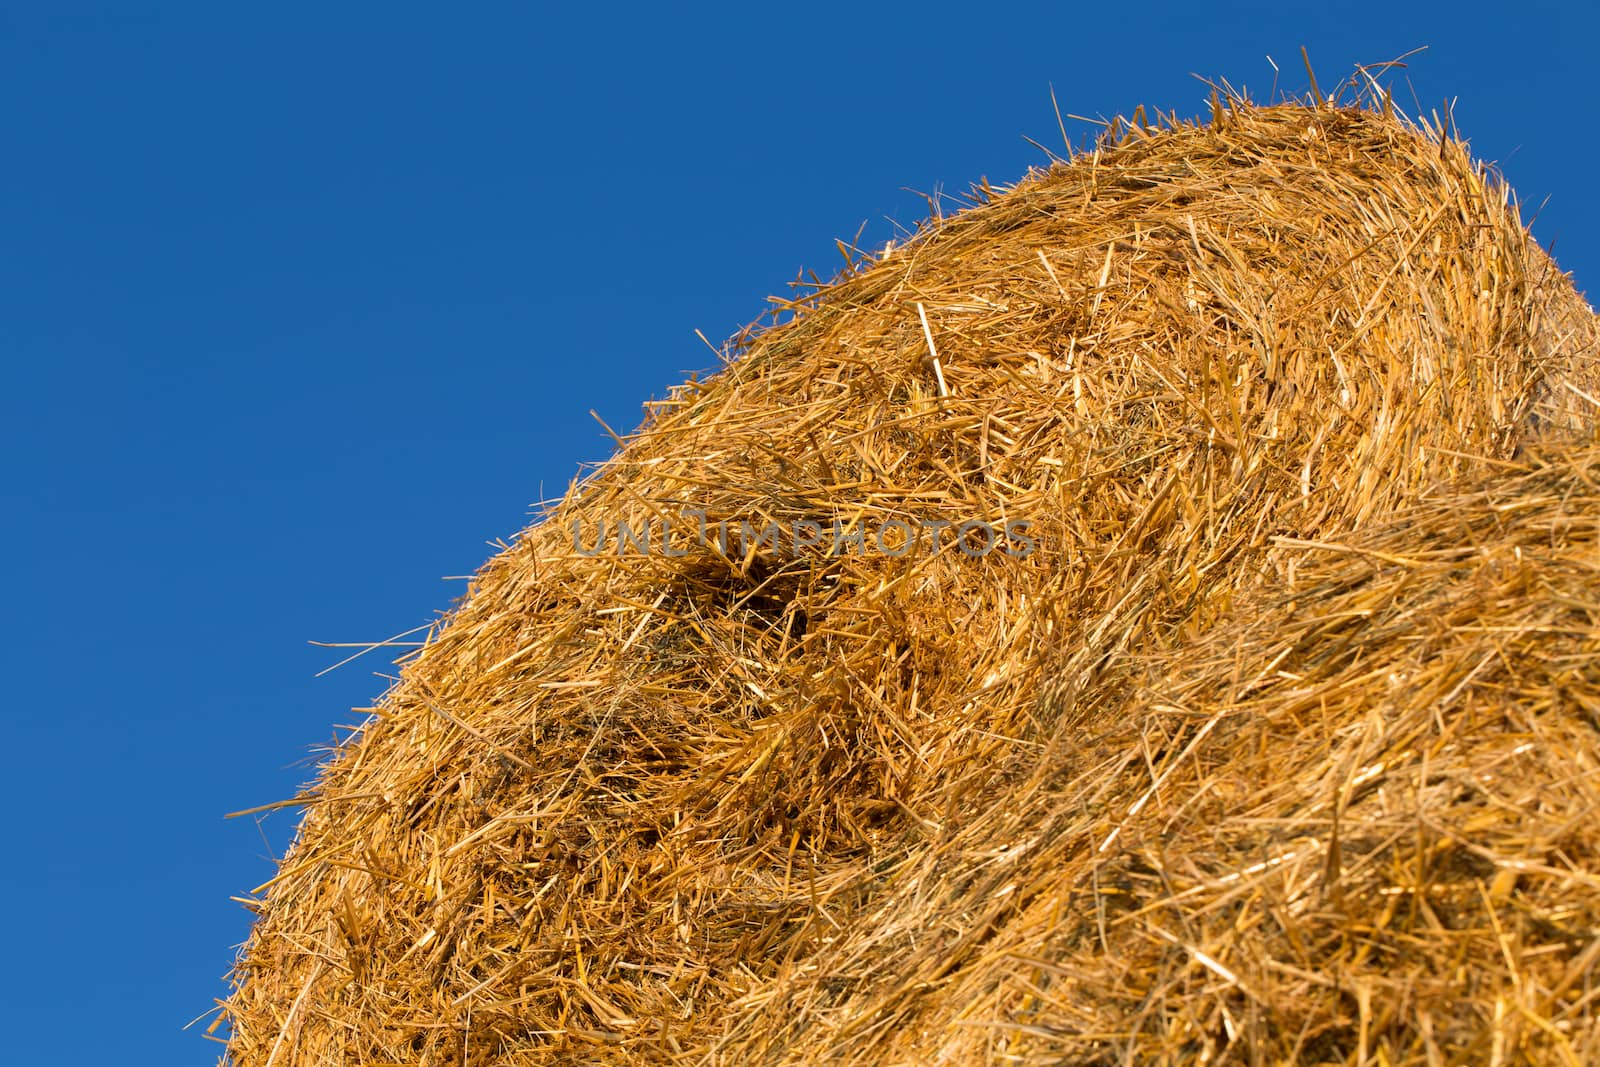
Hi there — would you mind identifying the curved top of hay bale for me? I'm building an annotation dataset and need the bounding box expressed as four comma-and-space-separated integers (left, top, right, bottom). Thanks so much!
222, 100, 1600, 1064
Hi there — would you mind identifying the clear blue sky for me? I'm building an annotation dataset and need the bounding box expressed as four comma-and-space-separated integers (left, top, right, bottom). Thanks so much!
2, 5, 1594, 1063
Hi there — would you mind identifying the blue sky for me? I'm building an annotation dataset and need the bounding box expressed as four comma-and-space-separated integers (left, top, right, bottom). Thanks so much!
2, 5, 1594, 1063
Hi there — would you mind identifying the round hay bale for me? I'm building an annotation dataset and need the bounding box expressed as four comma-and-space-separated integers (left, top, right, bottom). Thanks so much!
222, 99, 1600, 1064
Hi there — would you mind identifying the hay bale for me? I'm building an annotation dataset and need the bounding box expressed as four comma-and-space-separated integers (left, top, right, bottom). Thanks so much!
221, 98, 1600, 1064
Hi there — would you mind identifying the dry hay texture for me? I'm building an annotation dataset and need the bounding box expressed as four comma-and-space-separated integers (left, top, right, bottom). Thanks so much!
222, 97, 1600, 1065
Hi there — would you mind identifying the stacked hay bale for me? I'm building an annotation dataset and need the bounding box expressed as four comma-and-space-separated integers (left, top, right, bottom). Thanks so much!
221, 97, 1600, 1064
